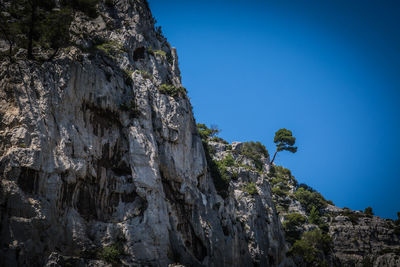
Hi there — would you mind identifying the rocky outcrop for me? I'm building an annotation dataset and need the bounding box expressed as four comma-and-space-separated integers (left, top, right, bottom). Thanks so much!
327, 207, 400, 266
0, 1, 291, 266
268, 164, 400, 266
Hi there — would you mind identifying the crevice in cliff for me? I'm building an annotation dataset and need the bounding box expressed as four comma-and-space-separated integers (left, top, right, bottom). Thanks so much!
82, 101, 122, 137
17, 167, 40, 194
161, 171, 207, 263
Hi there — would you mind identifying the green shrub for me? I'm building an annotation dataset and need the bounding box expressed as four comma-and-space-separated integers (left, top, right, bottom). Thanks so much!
294, 187, 327, 214
364, 207, 374, 217
298, 183, 316, 192
283, 213, 306, 244
288, 228, 332, 266
153, 49, 166, 57
268, 165, 298, 187
213, 160, 231, 196
326, 200, 334, 205
341, 209, 363, 225
289, 238, 319, 264
201, 141, 230, 198
124, 69, 134, 84
318, 223, 330, 233
197, 123, 219, 140
309, 206, 321, 225
147, 47, 167, 58
276, 198, 291, 212
222, 154, 235, 167
231, 170, 239, 180
210, 136, 229, 144
243, 182, 258, 196
272, 187, 288, 198
197, 124, 232, 198
158, 84, 187, 98
98, 243, 124, 265
95, 40, 124, 57
166, 51, 174, 64
275, 182, 291, 192
226, 144, 232, 150
241, 141, 269, 171
136, 70, 152, 80
284, 213, 306, 226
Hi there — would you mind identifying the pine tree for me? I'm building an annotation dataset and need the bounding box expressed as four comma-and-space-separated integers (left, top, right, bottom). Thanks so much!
364, 207, 374, 217
271, 128, 297, 164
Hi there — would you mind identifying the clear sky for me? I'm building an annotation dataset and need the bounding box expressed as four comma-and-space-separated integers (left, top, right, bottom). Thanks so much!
148, 0, 400, 219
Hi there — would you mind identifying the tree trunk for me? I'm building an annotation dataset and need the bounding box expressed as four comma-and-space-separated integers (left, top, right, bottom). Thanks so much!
27, 1, 37, 60
270, 150, 278, 165
0, 27, 13, 58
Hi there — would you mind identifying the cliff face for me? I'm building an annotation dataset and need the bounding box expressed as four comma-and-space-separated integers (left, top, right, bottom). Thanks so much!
268, 166, 400, 267
2, 1, 399, 267
0, 1, 290, 266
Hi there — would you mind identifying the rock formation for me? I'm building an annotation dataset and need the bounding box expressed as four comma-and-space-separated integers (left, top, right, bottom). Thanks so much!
0, 1, 399, 267
0, 1, 290, 266
267, 163, 400, 266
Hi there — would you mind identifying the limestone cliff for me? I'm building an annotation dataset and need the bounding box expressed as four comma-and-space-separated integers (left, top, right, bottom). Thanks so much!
267, 164, 400, 266
0, 1, 291, 266
1, 1, 399, 267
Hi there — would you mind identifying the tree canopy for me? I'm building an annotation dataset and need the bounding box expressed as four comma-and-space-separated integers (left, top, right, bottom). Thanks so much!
271, 128, 297, 164
197, 123, 220, 140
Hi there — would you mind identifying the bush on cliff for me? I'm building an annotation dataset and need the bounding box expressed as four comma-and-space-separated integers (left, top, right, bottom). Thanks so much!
283, 213, 307, 244
241, 141, 269, 171
197, 123, 219, 140
98, 243, 125, 265
243, 182, 258, 196
288, 228, 332, 266
158, 84, 187, 98
294, 185, 327, 214
364, 207, 374, 217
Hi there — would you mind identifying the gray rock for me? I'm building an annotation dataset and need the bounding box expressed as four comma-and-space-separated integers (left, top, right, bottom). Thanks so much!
0, 1, 291, 266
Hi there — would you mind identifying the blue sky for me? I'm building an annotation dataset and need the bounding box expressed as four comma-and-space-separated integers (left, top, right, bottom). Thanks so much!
148, 0, 400, 219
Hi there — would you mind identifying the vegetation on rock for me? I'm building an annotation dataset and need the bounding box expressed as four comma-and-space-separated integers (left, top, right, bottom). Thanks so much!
240, 141, 269, 171
197, 124, 232, 197
294, 185, 328, 214
283, 213, 307, 244
98, 242, 125, 265
95, 40, 125, 58
197, 123, 220, 140
364, 206, 374, 217
288, 228, 332, 266
136, 70, 152, 80
243, 182, 258, 196
309, 206, 322, 225
159, 83, 187, 98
